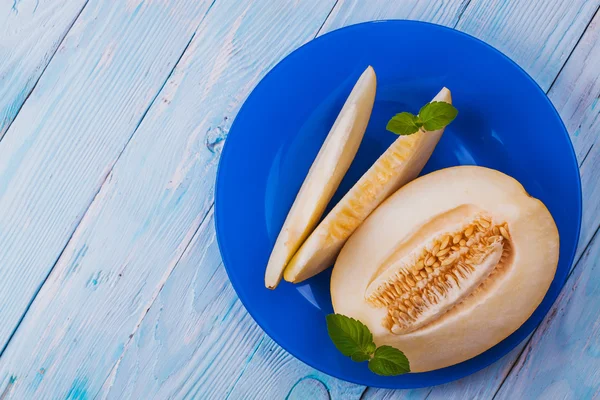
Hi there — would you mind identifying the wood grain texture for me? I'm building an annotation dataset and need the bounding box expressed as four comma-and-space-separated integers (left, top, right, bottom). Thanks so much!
457, 0, 600, 91
322, 0, 600, 92
0, 0, 343, 398
549, 8, 600, 163
494, 230, 600, 400
222, 336, 364, 400
100, 211, 363, 399
0, 0, 214, 353
0, 0, 597, 399
320, 0, 469, 33
361, 346, 525, 399
103, 211, 266, 399
0, 0, 88, 138
549, 8, 600, 263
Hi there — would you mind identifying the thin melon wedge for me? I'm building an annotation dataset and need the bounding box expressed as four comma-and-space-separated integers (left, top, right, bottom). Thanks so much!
284, 87, 452, 284
264, 66, 377, 289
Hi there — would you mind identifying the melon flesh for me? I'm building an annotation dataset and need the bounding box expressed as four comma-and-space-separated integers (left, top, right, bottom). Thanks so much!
264, 66, 377, 289
331, 166, 559, 372
284, 88, 452, 284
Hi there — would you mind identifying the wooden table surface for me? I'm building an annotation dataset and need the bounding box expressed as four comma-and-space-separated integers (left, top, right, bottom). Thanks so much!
1, 0, 599, 398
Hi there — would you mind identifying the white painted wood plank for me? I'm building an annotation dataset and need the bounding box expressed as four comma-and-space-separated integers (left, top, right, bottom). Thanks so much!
578, 145, 600, 260
456, 0, 600, 91
0, 1, 596, 398
362, 388, 428, 400
0, 0, 87, 137
0, 0, 343, 398
101, 211, 363, 400
0, 0, 215, 351
104, 211, 266, 399
550, 12, 600, 258
320, 0, 470, 33
494, 231, 600, 400
323, 0, 600, 94
547, 9, 600, 262
223, 336, 365, 400
362, 347, 524, 400
549, 10, 600, 163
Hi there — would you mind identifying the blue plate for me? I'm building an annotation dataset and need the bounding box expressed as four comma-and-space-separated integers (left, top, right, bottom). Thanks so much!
215, 20, 582, 388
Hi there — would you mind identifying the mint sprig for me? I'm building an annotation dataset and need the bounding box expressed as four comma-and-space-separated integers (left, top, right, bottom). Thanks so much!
386, 112, 421, 135
326, 314, 411, 376
368, 346, 410, 376
325, 314, 376, 361
386, 101, 458, 136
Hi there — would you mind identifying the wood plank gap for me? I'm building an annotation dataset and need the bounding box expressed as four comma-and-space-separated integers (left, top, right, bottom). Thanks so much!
0, 0, 91, 142
0, 0, 219, 363
99, 205, 215, 400
490, 340, 530, 399
172, 5, 344, 395
315, 0, 340, 36
487, 5, 600, 397
453, 0, 473, 26
0, 376, 15, 400
492, 220, 600, 399
580, 142, 595, 167
546, 3, 600, 94
0, 162, 110, 360
222, 336, 267, 400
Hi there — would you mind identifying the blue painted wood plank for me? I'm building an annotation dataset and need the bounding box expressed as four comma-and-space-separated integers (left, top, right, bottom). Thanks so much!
320, 0, 469, 33
0, 0, 215, 352
222, 337, 365, 400
549, 11, 600, 164
323, 0, 600, 93
0, 0, 88, 138
456, 0, 600, 92
100, 212, 363, 399
102, 210, 266, 399
0, 0, 342, 398
494, 231, 600, 399
549, 10, 600, 263
0, 1, 596, 399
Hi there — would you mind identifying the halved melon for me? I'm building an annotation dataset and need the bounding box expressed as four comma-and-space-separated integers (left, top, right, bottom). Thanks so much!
331, 166, 559, 372
284, 88, 452, 284
264, 66, 377, 289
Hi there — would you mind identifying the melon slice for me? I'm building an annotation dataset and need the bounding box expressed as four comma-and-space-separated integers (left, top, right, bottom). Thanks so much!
284, 88, 452, 284
331, 166, 559, 372
264, 66, 377, 289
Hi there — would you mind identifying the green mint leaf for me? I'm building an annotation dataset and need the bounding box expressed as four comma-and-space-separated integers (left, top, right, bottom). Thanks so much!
418, 101, 458, 131
350, 352, 372, 362
386, 112, 420, 136
368, 345, 411, 376
326, 314, 376, 358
